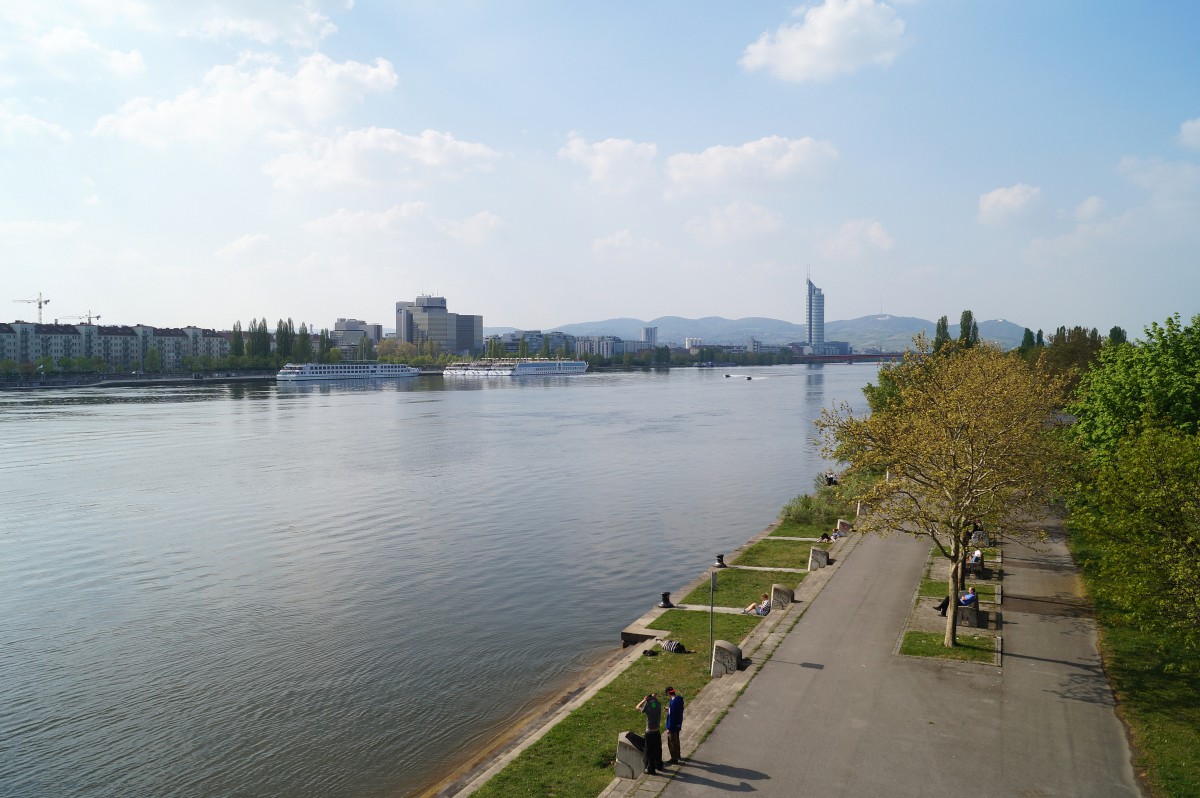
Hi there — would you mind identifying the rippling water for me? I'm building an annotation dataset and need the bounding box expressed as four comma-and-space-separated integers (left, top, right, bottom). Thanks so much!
0, 365, 874, 797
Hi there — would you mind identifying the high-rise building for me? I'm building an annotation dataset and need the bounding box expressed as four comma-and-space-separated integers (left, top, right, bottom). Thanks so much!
806, 279, 825, 347
394, 296, 483, 355
641, 327, 658, 346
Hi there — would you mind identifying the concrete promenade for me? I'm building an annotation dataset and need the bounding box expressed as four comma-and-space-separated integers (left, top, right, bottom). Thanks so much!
653, 527, 1142, 797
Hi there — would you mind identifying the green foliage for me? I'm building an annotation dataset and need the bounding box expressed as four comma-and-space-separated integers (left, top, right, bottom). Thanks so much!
1, 358, 18, 375
1107, 326, 1127, 346
734, 540, 819, 569
144, 346, 162, 373
1037, 324, 1103, 391
1070, 313, 1200, 460
933, 315, 950, 352
779, 489, 842, 528
294, 323, 313, 363
1018, 327, 1036, 358
229, 321, 244, 357
958, 309, 979, 348
679, 568, 801, 607
1070, 428, 1200, 648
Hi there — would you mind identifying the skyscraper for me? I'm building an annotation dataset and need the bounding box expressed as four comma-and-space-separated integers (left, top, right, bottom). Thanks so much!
806, 278, 825, 348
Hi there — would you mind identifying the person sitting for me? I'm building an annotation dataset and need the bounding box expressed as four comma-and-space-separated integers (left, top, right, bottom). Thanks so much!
969, 548, 983, 564
935, 587, 977, 616
819, 531, 832, 542
830, 527, 843, 540
743, 593, 771, 615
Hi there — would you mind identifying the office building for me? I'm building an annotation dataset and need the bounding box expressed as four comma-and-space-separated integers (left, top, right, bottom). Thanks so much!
806, 278, 825, 348
394, 296, 483, 356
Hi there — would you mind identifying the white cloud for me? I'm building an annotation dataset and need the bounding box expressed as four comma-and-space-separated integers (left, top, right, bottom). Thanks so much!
1179, 118, 1200, 150
93, 53, 397, 147
264, 127, 500, 189
443, 211, 502, 244
820, 218, 894, 258
190, 7, 337, 47
0, 103, 71, 142
666, 135, 837, 194
558, 132, 657, 191
978, 183, 1041, 225
305, 203, 430, 235
32, 26, 144, 79
0, 219, 81, 235
1117, 156, 1200, 198
215, 232, 270, 258
591, 229, 660, 255
1075, 195, 1105, 221
740, 0, 907, 83
685, 200, 783, 246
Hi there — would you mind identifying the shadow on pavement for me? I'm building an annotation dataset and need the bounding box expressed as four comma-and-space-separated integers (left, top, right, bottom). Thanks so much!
670, 759, 769, 792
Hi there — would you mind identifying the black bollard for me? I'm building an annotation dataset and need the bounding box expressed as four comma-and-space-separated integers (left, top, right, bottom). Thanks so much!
658, 591, 674, 608
714, 554, 728, 568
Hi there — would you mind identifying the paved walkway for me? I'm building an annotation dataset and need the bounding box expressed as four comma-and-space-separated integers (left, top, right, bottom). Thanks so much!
655, 525, 1141, 797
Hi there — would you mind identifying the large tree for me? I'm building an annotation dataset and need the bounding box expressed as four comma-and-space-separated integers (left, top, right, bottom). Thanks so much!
1070, 313, 1200, 460
933, 315, 950, 353
958, 309, 979, 348
817, 337, 1067, 645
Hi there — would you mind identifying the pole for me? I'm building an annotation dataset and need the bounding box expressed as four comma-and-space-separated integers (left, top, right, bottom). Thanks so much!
709, 570, 716, 666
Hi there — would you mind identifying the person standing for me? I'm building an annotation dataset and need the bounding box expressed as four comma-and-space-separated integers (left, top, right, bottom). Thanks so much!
636, 692, 663, 775
664, 686, 684, 765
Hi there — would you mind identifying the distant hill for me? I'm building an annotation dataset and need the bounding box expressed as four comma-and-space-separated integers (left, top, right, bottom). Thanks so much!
485, 314, 1029, 351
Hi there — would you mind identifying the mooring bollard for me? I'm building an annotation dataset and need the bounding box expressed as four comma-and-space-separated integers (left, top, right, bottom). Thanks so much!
714, 554, 727, 568
658, 591, 674, 608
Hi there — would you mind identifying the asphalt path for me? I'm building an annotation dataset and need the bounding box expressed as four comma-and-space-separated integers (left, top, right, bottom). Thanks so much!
657, 528, 1141, 798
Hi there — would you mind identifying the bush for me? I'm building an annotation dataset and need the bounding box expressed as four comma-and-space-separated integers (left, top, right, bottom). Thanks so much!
779, 483, 846, 527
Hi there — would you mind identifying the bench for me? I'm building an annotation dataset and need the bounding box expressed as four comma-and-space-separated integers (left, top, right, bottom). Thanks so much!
965, 558, 984, 577
957, 604, 982, 628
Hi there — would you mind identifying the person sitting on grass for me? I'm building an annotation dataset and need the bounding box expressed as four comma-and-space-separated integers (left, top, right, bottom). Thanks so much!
819, 531, 832, 542
743, 593, 771, 615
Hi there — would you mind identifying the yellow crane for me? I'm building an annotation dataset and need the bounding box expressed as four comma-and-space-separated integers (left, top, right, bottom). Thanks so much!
14, 292, 50, 323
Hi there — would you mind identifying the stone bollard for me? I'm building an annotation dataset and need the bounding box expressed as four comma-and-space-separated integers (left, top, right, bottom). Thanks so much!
714, 553, 728, 568
658, 592, 674, 608
808, 547, 830, 570
770, 583, 794, 610
711, 640, 741, 677
837, 518, 852, 534
615, 731, 646, 779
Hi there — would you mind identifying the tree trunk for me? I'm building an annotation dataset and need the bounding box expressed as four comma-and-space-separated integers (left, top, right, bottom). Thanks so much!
944, 537, 963, 647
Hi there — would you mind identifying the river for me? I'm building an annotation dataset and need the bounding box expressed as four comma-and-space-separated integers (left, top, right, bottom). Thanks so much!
0, 364, 875, 797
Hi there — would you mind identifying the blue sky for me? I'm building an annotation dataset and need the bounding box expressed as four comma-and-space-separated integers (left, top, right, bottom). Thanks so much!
2, 1, 1198, 336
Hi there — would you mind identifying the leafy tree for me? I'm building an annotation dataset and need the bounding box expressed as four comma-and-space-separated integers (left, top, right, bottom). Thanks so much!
1, 358, 18, 375
1035, 329, 1044, 348
356, 335, 375, 360
1018, 328, 1036, 358
1070, 313, 1200, 460
817, 337, 1067, 646
1107, 326, 1127, 346
540, 336, 551, 358
230, 321, 244, 358
958, 309, 979, 348
933, 315, 950, 353
518, 339, 530, 358
1037, 325, 1102, 392
1071, 427, 1200, 649
295, 323, 313, 363
275, 319, 294, 359
318, 329, 334, 362
144, 346, 162, 373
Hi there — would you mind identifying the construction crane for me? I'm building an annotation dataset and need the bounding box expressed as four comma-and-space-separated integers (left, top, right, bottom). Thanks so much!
14, 292, 50, 323
59, 311, 102, 325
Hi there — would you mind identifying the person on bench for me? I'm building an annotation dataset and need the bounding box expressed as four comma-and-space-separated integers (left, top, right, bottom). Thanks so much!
935, 587, 977, 617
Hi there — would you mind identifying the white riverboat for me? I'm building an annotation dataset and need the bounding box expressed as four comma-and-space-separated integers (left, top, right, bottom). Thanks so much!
442, 359, 588, 377
276, 361, 421, 381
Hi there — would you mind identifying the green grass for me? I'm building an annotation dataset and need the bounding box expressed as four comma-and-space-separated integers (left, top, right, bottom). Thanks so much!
918, 578, 997, 602
1069, 525, 1200, 798
770, 518, 830, 537
733, 539, 819, 569
470, 611, 761, 798
679, 568, 803, 608
900, 631, 994, 662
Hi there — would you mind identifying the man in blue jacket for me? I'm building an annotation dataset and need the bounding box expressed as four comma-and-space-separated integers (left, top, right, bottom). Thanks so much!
664, 686, 685, 765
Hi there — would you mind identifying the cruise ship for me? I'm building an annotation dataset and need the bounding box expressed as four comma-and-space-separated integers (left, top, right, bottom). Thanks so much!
276, 361, 421, 381
442, 359, 588, 377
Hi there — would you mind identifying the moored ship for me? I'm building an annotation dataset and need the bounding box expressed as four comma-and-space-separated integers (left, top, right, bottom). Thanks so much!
442, 358, 588, 377
276, 361, 421, 381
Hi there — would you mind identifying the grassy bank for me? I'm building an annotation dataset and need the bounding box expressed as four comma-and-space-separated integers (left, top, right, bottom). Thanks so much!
679, 568, 802, 607
1069, 525, 1200, 798
470, 611, 761, 798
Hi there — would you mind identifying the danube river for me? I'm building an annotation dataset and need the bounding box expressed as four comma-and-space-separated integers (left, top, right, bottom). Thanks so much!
0, 364, 875, 798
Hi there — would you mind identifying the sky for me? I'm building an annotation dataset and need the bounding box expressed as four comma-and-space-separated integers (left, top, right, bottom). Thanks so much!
2, 1, 1198, 336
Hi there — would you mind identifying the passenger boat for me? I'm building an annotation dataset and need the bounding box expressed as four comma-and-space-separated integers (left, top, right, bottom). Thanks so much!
276, 361, 420, 381
442, 359, 588, 377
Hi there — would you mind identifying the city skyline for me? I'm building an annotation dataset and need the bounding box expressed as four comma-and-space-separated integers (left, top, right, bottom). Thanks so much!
2, 2, 1198, 335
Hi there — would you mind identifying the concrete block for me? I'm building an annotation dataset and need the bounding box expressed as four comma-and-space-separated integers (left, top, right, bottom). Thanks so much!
837, 519, 852, 533
615, 731, 645, 779
711, 640, 741, 677
958, 604, 979, 628
771, 583, 794, 610
808, 547, 830, 570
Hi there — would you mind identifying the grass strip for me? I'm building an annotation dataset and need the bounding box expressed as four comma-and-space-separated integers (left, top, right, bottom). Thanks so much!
918, 578, 997, 602
679, 568, 803, 608
470, 611, 761, 798
769, 518, 829, 537
734, 539, 819, 569
900, 631, 994, 662
1069, 524, 1200, 798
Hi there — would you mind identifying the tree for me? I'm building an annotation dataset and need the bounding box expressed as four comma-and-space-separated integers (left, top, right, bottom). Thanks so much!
1018, 328, 1036, 358
1070, 313, 1200, 461
540, 336, 551, 358
933, 316, 950, 353
1037, 325, 1102, 392
295, 323, 313, 363
1107, 326, 1127, 346
518, 338, 530, 358
356, 335, 375, 360
1072, 428, 1200, 649
817, 337, 1067, 646
1, 358, 18, 375
958, 310, 979, 348
275, 319, 294, 359
318, 329, 334, 362
144, 346, 162, 373
230, 321, 244, 358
